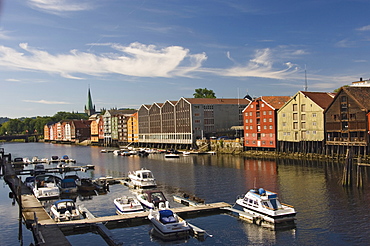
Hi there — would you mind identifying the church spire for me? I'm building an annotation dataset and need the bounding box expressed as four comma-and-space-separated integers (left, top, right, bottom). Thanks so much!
84, 86, 96, 116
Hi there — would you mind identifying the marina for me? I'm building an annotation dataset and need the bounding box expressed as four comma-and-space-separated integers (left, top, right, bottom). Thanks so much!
1, 142, 370, 245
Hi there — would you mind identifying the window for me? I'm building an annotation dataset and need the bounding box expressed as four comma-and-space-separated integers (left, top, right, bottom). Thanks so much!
312, 113, 317, 117
269, 118, 273, 122
301, 104, 306, 112
282, 113, 286, 117
245, 119, 249, 123
269, 125, 273, 129
250, 119, 253, 123
269, 111, 272, 115
264, 125, 267, 129
246, 126, 249, 130
313, 121, 317, 126
341, 96, 347, 102
263, 111, 266, 115
293, 113, 298, 120
301, 122, 306, 128
249, 112, 253, 116
282, 122, 286, 126
301, 114, 306, 120
251, 105, 254, 108
250, 125, 253, 129
261, 103, 265, 107
293, 104, 298, 111
293, 122, 298, 129
263, 118, 267, 122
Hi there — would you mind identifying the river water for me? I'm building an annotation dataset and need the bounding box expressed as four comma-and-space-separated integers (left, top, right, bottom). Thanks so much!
1, 142, 370, 246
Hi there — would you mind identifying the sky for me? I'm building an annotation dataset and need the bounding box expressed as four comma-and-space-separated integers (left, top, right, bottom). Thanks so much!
1, 0, 370, 118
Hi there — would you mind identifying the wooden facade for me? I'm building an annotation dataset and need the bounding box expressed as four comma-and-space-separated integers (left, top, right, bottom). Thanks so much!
244, 96, 290, 149
325, 87, 370, 147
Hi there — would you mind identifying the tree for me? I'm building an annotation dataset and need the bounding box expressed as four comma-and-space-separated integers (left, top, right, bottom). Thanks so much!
193, 88, 216, 98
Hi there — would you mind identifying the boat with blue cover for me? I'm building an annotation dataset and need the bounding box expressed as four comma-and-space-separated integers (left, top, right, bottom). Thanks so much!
235, 188, 296, 226
148, 206, 190, 239
50, 199, 82, 222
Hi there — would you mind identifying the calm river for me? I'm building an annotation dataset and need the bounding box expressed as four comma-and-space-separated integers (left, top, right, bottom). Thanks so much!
1, 142, 370, 246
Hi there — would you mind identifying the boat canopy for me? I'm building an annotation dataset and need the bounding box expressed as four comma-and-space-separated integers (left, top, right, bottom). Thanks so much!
62, 155, 69, 159
53, 199, 74, 206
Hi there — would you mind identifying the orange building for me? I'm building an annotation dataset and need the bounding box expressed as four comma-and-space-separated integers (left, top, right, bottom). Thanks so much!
243, 96, 290, 149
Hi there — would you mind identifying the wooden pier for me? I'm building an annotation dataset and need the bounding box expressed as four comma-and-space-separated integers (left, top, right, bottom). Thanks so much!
1, 151, 232, 245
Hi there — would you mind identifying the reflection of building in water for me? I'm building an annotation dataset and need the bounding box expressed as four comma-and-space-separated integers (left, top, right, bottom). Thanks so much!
242, 159, 278, 190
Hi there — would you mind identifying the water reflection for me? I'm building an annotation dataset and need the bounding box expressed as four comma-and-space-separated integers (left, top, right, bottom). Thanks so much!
2, 143, 370, 245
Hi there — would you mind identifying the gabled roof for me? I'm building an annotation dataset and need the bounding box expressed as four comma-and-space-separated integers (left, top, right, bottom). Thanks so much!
300, 91, 335, 110
329, 86, 370, 111
260, 96, 291, 110
182, 97, 250, 105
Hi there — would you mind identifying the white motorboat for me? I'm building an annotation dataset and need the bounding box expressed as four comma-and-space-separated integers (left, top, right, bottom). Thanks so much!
236, 188, 296, 226
136, 190, 169, 209
60, 155, 76, 163
148, 206, 190, 239
50, 199, 82, 222
33, 175, 61, 199
128, 168, 157, 188
114, 196, 144, 214
164, 153, 180, 158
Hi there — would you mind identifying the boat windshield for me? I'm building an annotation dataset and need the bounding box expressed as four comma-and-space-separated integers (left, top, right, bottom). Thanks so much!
270, 199, 279, 210
142, 172, 153, 179
150, 192, 165, 202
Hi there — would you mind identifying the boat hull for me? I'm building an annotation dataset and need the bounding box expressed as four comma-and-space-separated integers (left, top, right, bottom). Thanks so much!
236, 198, 296, 225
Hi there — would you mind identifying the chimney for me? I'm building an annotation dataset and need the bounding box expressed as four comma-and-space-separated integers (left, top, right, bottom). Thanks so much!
360, 77, 363, 81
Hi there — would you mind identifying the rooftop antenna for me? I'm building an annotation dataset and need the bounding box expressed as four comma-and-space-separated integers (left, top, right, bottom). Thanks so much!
304, 64, 308, 91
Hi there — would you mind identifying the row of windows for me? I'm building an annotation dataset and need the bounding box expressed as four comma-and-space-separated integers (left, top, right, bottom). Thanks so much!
282, 121, 317, 127
245, 118, 273, 123
282, 131, 317, 136
246, 125, 273, 130
245, 140, 274, 145
245, 111, 273, 116
245, 133, 274, 137
281, 112, 317, 117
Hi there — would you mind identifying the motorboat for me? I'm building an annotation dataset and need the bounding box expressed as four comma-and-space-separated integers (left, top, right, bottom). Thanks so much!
236, 188, 296, 226
182, 151, 190, 156
50, 199, 82, 222
50, 156, 60, 163
59, 178, 78, 193
148, 205, 190, 239
164, 153, 180, 158
33, 175, 61, 199
25, 176, 35, 189
34, 164, 46, 175
136, 190, 169, 209
114, 196, 144, 214
78, 178, 98, 192
60, 155, 76, 163
128, 168, 157, 188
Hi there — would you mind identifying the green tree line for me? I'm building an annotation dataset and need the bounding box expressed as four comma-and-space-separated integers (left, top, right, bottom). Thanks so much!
0, 112, 88, 136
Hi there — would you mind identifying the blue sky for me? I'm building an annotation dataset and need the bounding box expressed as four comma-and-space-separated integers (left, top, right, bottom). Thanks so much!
1, 0, 370, 118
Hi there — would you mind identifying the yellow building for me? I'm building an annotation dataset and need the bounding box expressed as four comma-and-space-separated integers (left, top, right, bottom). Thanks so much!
277, 91, 334, 142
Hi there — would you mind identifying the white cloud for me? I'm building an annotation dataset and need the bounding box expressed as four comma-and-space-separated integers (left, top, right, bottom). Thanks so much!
356, 25, 370, 31
210, 48, 298, 80
23, 99, 71, 105
27, 0, 94, 14
0, 42, 207, 79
